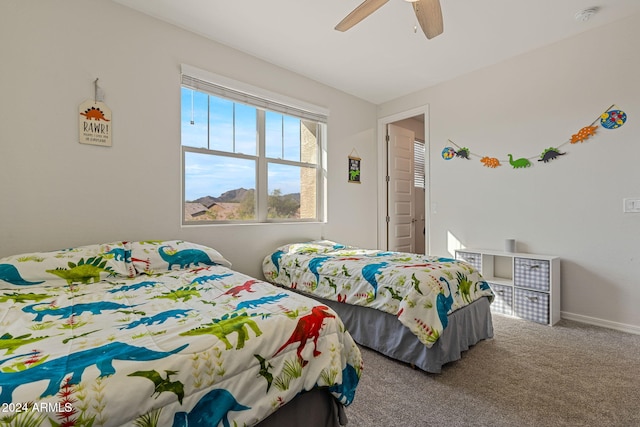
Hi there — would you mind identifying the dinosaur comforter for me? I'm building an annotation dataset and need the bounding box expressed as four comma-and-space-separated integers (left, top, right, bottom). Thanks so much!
0, 240, 361, 427
263, 241, 494, 348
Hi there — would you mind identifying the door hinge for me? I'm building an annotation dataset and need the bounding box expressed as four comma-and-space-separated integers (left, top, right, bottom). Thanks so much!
385, 176, 390, 182
386, 216, 390, 223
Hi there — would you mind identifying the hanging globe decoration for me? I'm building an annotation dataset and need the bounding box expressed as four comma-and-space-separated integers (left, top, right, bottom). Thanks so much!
442, 147, 456, 160
600, 110, 627, 129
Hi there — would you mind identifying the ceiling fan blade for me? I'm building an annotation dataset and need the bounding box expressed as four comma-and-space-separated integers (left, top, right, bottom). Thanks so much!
335, 0, 390, 32
413, 0, 443, 39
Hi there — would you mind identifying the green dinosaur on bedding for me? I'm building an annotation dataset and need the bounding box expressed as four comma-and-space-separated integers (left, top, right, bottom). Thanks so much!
0, 291, 51, 304
46, 256, 116, 285
180, 312, 262, 350
0, 333, 49, 355
153, 286, 201, 302
456, 271, 474, 304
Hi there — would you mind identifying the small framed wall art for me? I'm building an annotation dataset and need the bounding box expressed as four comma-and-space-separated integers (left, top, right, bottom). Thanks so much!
348, 149, 361, 184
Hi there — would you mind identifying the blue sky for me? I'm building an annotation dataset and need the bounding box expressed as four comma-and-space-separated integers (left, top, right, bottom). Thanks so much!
181, 88, 306, 200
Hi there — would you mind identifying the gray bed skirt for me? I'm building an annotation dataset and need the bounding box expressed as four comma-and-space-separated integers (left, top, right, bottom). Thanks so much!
256, 387, 346, 427
318, 296, 494, 374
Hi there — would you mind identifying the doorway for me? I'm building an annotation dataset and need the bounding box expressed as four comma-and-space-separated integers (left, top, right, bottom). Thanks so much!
377, 107, 429, 254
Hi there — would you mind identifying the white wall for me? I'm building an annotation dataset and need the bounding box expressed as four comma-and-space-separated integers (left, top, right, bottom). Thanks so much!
380, 14, 640, 332
0, 0, 378, 279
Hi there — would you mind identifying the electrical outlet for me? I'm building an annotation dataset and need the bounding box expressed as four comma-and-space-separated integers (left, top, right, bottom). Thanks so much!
623, 198, 640, 213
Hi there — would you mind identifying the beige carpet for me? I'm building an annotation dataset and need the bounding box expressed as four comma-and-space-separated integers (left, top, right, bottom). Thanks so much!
345, 314, 640, 426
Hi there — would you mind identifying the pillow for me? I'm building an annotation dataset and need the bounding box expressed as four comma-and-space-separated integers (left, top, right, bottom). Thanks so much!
0, 241, 135, 288
284, 240, 353, 254
129, 240, 232, 274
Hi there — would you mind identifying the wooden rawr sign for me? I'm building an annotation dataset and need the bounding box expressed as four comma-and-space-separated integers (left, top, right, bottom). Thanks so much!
78, 99, 112, 147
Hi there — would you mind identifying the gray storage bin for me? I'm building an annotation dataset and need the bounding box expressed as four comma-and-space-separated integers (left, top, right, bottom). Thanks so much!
488, 283, 513, 316
514, 288, 549, 324
514, 258, 550, 292
456, 251, 481, 270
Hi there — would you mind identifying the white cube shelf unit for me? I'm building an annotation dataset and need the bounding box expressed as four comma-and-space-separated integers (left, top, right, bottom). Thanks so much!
455, 249, 560, 325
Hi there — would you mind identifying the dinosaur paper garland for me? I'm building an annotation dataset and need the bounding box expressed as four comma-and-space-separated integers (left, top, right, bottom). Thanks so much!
443, 105, 626, 169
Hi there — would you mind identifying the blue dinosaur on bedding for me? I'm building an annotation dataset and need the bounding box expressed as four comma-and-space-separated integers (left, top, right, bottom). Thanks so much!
23, 301, 137, 322
367, 251, 395, 257
329, 364, 359, 405
361, 262, 388, 296
104, 247, 132, 262
172, 388, 250, 427
308, 256, 331, 284
120, 309, 192, 330
270, 250, 285, 273
159, 246, 219, 270
0, 264, 44, 286
437, 277, 455, 328
107, 280, 160, 293
0, 342, 188, 404
190, 273, 232, 285
235, 293, 288, 310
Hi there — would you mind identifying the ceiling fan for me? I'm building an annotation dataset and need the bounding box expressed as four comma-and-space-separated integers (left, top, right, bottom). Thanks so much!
335, 0, 443, 39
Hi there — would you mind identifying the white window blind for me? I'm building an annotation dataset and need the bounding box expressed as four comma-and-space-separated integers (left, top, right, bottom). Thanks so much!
414, 140, 425, 188
181, 64, 329, 124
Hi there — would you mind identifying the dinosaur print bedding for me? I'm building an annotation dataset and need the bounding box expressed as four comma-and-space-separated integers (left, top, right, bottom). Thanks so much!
263, 240, 494, 348
0, 240, 362, 427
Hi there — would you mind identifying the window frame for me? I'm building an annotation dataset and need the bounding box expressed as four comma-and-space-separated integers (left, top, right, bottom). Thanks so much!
180, 65, 328, 225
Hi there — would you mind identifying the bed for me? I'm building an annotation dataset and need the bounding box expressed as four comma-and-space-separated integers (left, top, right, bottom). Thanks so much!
0, 240, 362, 427
262, 240, 494, 373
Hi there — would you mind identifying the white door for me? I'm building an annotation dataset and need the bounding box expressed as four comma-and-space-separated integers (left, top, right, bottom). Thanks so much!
387, 124, 415, 252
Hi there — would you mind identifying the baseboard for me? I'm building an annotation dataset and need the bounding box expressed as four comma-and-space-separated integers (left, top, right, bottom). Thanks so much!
561, 311, 640, 335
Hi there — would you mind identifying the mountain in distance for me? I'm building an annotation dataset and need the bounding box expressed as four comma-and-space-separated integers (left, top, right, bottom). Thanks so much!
189, 188, 300, 205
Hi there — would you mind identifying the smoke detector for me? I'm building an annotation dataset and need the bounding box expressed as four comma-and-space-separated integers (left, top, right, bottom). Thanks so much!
575, 7, 600, 22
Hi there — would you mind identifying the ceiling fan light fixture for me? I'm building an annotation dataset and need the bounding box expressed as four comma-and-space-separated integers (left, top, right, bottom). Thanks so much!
335, 0, 443, 39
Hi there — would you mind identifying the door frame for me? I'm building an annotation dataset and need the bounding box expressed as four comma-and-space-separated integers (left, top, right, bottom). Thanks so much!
377, 105, 430, 252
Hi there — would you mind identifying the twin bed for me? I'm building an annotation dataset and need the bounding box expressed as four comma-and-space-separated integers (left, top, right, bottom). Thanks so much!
0, 240, 361, 427
262, 240, 495, 374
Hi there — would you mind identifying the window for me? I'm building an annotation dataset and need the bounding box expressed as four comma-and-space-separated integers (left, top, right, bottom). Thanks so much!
181, 65, 327, 224
414, 140, 425, 189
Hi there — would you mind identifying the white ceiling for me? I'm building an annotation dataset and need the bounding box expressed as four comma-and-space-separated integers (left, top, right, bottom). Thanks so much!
112, 0, 640, 105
